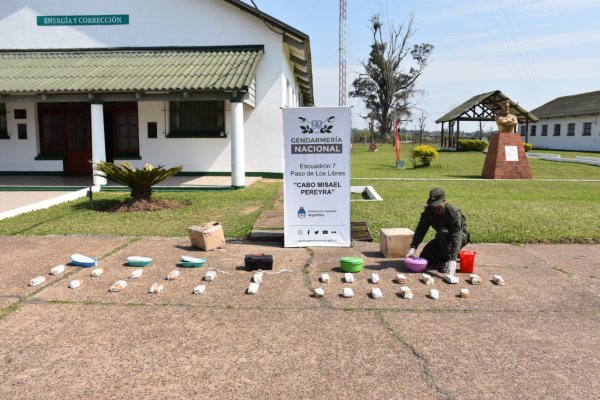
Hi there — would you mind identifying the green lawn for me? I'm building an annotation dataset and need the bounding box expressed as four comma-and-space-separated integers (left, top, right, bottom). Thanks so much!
351, 143, 600, 180
0, 183, 281, 238
0, 143, 599, 244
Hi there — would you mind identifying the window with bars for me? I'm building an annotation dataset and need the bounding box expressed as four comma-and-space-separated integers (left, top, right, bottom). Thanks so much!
114, 108, 139, 154
553, 124, 561, 136
530, 125, 537, 136
583, 122, 592, 136
541, 125, 548, 136
168, 101, 225, 138
567, 123, 575, 136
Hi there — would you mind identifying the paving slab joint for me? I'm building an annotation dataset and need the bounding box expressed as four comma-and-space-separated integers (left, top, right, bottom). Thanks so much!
523, 247, 574, 277
301, 247, 332, 309
375, 311, 453, 399
0, 237, 140, 320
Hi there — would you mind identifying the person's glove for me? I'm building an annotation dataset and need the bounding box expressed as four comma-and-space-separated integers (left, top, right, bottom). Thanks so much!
446, 260, 457, 275
406, 248, 416, 258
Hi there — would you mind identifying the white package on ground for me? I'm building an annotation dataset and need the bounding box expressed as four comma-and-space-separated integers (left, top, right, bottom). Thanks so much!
371, 287, 383, 299
90, 268, 104, 277
344, 273, 354, 283
469, 274, 482, 285
429, 288, 440, 299
313, 287, 325, 297
29, 276, 46, 287
247, 282, 260, 294
342, 287, 354, 298
444, 274, 459, 284
204, 271, 217, 281
166, 270, 180, 280
129, 269, 143, 279
148, 282, 164, 294
68, 280, 81, 289
193, 284, 206, 294
320, 273, 330, 283
252, 272, 263, 284
370, 273, 380, 284
395, 273, 407, 284
399, 286, 413, 299
421, 273, 434, 285
109, 280, 127, 292
50, 264, 65, 275
493, 275, 506, 286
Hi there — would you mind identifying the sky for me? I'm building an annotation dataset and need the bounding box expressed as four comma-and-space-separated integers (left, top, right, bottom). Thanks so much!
246, 0, 600, 132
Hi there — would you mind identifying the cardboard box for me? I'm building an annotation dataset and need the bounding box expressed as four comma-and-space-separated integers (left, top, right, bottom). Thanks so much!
188, 221, 225, 251
380, 228, 414, 258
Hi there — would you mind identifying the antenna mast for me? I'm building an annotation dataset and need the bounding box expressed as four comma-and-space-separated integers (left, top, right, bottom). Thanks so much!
339, 0, 347, 106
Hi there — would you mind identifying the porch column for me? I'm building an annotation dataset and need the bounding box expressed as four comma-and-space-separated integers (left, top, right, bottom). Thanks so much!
230, 99, 245, 188
90, 102, 107, 186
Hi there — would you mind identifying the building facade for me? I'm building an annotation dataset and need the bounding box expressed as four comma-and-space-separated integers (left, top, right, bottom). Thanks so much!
520, 91, 600, 152
0, 0, 314, 186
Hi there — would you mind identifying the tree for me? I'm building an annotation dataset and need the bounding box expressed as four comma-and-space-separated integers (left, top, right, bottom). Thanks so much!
350, 14, 433, 143
416, 112, 427, 145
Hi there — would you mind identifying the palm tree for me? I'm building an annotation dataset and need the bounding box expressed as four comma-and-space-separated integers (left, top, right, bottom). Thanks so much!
93, 161, 183, 201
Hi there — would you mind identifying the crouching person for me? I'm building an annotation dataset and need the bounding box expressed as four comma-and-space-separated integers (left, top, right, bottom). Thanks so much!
406, 187, 470, 274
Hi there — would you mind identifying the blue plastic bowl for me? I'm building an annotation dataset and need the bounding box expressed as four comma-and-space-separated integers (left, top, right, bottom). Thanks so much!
70, 254, 97, 268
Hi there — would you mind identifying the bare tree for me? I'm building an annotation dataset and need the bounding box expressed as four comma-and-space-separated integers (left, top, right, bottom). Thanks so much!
350, 14, 433, 142
416, 112, 427, 145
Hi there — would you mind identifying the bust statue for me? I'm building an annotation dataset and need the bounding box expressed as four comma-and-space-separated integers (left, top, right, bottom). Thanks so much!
495, 99, 518, 133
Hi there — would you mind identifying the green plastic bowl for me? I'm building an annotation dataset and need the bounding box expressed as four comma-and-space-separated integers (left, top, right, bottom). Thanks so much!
339, 256, 364, 273
179, 260, 206, 268
126, 256, 153, 267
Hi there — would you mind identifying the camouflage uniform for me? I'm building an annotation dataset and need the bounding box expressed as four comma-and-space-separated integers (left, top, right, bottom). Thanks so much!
410, 202, 470, 265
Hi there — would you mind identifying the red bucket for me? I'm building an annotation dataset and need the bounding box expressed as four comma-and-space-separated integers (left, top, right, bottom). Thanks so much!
459, 250, 476, 273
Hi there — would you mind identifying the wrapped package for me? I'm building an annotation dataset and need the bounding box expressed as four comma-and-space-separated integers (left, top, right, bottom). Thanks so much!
50, 264, 65, 275
109, 280, 127, 292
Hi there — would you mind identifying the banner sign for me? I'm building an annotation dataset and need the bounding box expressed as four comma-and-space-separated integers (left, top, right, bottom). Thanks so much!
282, 107, 351, 247
37, 15, 129, 26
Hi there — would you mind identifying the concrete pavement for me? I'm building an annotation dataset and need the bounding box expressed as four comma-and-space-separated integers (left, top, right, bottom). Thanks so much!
1, 236, 598, 399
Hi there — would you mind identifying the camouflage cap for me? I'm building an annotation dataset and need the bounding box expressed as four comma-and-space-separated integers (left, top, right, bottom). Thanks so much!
427, 187, 445, 207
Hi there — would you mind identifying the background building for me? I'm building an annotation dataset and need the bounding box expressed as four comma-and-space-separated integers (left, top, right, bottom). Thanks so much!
0, 0, 314, 186
520, 91, 600, 152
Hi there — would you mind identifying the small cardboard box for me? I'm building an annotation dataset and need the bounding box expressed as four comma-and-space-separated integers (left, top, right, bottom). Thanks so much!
380, 228, 414, 258
188, 221, 225, 251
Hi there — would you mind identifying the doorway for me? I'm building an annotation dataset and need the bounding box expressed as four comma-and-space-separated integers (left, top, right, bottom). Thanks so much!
38, 103, 92, 176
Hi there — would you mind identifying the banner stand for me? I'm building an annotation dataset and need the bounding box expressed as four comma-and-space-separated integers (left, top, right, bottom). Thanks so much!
282, 107, 352, 247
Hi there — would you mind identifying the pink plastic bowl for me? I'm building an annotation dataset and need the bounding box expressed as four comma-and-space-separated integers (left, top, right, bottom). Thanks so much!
404, 257, 428, 272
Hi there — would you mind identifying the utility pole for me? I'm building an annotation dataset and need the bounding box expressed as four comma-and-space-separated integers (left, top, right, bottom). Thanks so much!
339, 0, 347, 106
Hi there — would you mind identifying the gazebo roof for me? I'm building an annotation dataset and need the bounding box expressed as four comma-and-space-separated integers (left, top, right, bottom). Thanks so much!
435, 90, 539, 124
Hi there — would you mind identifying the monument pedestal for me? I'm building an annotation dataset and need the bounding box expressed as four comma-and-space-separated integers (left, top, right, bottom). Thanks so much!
481, 132, 532, 179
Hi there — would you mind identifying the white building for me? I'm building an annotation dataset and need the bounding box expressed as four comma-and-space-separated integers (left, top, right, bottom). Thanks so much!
0, 0, 314, 186
521, 91, 600, 152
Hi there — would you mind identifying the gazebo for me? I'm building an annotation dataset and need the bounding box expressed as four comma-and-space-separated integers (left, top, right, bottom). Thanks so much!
435, 90, 539, 149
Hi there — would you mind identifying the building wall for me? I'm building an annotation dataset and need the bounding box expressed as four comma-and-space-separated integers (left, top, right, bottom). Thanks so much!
0, 102, 64, 172
0, 0, 301, 174
521, 114, 600, 152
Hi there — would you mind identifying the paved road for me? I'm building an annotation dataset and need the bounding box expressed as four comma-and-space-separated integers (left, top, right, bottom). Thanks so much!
1, 236, 598, 399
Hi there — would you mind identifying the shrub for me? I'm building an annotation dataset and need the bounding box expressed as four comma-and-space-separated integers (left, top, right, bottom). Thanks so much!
411, 145, 439, 167
457, 139, 488, 152
93, 161, 183, 201
523, 143, 532, 152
